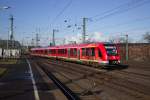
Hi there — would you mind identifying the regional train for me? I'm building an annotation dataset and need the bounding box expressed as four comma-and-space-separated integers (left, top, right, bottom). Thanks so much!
30, 42, 120, 67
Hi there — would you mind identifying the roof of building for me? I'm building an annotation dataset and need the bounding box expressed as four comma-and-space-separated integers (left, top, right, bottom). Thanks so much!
0, 40, 21, 49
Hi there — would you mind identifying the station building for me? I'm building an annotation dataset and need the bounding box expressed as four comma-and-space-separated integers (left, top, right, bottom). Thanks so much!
0, 40, 21, 58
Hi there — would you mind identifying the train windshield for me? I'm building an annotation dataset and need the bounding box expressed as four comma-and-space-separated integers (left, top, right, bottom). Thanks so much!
105, 45, 117, 56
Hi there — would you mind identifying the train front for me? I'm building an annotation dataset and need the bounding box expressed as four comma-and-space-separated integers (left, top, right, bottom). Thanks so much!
104, 43, 120, 65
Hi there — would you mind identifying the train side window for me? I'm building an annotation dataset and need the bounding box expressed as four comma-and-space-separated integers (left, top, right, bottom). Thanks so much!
73, 48, 77, 56
70, 48, 73, 56
86, 48, 90, 56
45, 50, 47, 54
99, 49, 102, 57
54, 49, 56, 54
49, 49, 51, 54
91, 48, 95, 56
51, 49, 53, 54
58, 49, 61, 54
65, 49, 67, 54
61, 49, 65, 54
52, 49, 56, 54
68, 48, 70, 56
62, 49, 64, 54
82, 48, 86, 56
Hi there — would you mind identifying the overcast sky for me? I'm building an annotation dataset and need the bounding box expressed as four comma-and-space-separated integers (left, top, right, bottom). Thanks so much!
0, 0, 150, 46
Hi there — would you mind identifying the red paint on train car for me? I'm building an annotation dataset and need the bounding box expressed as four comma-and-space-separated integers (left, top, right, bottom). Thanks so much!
31, 42, 120, 65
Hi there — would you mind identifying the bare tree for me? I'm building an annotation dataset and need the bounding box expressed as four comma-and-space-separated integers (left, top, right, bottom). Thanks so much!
143, 32, 150, 43
109, 36, 126, 43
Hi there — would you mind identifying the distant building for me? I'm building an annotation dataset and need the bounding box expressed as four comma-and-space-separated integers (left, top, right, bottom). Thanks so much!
0, 40, 21, 58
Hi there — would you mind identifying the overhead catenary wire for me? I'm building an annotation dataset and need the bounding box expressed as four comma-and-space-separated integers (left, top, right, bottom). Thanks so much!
64, 0, 140, 28
48, 0, 150, 45
88, 16, 150, 31
62, 0, 150, 34
61, 0, 141, 35
51, 0, 72, 27
89, 0, 150, 23
89, 0, 138, 19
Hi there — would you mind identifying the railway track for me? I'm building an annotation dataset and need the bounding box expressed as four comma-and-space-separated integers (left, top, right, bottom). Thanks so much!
40, 57, 150, 100
32, 59, 81, 100
39, 61, 101, 99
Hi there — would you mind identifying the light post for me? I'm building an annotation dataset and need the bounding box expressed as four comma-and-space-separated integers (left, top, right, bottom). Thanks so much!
0, 6, 11, 58
125, 34, 128, 61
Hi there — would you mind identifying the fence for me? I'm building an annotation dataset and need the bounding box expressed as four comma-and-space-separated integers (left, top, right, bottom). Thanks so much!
119, 43, 150, 62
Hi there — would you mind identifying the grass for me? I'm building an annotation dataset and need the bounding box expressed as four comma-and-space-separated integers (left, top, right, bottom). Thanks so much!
0, 59, 18, 64
0, 68, 7, 77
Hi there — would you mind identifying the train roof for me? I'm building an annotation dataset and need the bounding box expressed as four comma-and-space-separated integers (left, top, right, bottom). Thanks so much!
31, 42, 114, 50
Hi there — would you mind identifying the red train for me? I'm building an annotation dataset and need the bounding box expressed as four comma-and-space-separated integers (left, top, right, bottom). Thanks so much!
30, 42, 120, 67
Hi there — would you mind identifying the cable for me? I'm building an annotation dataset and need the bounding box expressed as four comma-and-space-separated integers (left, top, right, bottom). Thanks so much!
51, 0, 72, 26
90, 0, 138, 19
90, 0, 150, 22
89, 16, 150, 31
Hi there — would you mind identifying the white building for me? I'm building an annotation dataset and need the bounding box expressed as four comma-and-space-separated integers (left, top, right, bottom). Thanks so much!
0, 48, 2, 58
0, 40, 21, 58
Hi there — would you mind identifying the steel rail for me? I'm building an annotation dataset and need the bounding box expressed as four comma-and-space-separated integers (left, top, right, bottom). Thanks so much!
37, 62, 80, 100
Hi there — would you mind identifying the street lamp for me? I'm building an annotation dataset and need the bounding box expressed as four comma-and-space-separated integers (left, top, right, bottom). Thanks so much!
125, 34, 128, 61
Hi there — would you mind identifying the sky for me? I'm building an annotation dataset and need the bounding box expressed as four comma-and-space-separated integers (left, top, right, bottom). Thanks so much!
0, 0, 150, 46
